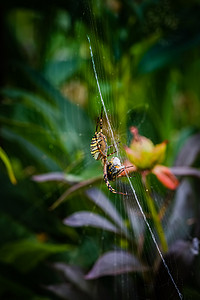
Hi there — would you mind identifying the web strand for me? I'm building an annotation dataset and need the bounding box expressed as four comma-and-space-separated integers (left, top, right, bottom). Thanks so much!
87, 35, 183, 300
87, 36, 119, 154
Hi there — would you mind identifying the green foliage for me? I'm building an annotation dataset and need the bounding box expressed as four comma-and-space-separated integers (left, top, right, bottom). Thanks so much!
1, 0, 200, 299
0, 146, 17, 184
0, 238, 73, 272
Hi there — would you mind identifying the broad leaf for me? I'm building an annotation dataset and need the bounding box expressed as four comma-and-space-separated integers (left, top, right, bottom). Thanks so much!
85, 188, 129, 237
85, 250, 147, 279
1, 128, 61, 171
44, 59, 83, 86
49, 176, 102, 210
45, 283, 90, 300
32, 172, 81, 183
1, 88, 59, 127
174, 133, 200, 167
0, 238, 73, 272
124, 198, 145, 240
18, 64, 93, 139
52, 263, 92, 294
171, 166, 200, 179
64, 211, 121, 234
138, 31, 200, 73
154, 238, 199, 300
166, 179, 196, 245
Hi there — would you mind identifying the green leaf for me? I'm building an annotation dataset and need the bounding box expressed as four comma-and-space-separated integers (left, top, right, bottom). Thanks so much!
0, 146, 17, 184
0, 213, 31, 244
2, 88, 60, 132
0, 238, 74, 272
138, 32, 200, 73
18, 64, 92, 131
44, 59, 83, 86
1, 127, 62, 171
1, 66, 93, 155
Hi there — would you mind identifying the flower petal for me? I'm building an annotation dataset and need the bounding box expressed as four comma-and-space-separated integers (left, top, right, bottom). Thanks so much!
152, 141, 167, 165
152, 165, 179, 190
119, 159, 137, 177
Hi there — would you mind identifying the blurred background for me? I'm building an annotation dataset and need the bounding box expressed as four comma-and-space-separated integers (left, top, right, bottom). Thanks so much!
1, 0, 200, 299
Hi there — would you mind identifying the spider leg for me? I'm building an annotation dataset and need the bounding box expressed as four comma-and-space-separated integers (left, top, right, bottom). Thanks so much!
117, 165, 136, 177
107, 142, 121, 157
107, 150, 118, 157
107, 141, 121, 149
103, 160, 128, 195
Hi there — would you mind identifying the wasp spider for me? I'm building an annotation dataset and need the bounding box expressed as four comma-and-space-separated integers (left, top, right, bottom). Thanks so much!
90, 107, 132, 195
90, 107, 108, 161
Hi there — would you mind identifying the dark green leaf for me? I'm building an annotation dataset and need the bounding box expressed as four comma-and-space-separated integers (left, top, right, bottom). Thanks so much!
0, 238, 73, 272
44, 59, 83, 86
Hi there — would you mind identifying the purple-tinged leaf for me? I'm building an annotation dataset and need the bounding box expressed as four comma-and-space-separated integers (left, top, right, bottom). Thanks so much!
170, 166, 200, 178
85, 250, 148, 279
168, 238, 199, 263
85, 188, 129, 237
49, 263, 114, 300
174, 133, 200, 166
63, 211, 120, 234
45, 283, 90, 300
32, 172, 82, 183
166, 179, 196, 245
154, 238, 199, 300
125, 198, 145, 240
51, 263, 92, 294
49, 177, 102, 210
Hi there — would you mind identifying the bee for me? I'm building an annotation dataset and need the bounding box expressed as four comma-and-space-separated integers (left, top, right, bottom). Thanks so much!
107, 157, 126, 181
90, 107, 132, 195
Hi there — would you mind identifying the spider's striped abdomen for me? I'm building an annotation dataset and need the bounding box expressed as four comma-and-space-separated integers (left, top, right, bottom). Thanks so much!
90, 132, 107, 160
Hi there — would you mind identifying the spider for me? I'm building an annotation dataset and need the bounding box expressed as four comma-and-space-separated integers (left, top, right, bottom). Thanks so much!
90, 106, 111, 161
103, 156, 134, 195
90, 107, 132, 195
90, 106, 120, 160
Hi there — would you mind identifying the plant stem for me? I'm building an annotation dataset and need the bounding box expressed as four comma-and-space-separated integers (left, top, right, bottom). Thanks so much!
144, 177, 168, 252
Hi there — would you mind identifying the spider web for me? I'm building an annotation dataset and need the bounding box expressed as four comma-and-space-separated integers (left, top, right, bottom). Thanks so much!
3, 2, 200, 300
17, 2, 185, 299
87, 35, 183, 300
